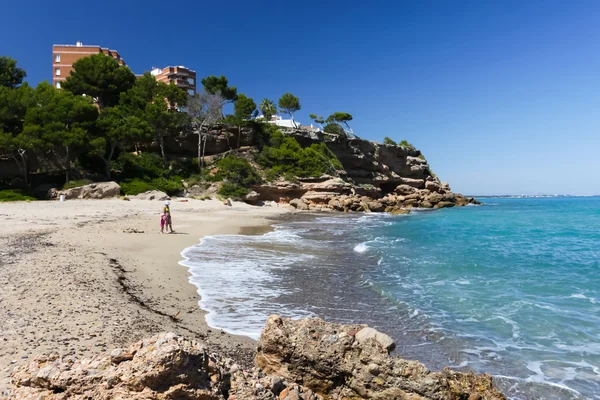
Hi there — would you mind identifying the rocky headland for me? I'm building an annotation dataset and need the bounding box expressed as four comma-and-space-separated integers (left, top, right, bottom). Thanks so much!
175, 126, 480, 212
9, 316, 505, 400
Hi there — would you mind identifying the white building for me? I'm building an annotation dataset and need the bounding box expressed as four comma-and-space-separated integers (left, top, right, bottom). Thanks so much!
256, 114, 302, 129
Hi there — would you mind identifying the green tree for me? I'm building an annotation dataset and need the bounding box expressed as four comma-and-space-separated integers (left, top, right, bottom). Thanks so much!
309, 114, 325, 129
259, 98, 277, 122
323, 123, 345, 136
326, 112, 354, 136
62, 54, 136, 109
0, 83, 35, 184
201, 75, 238, 103
119, 74, 189, 165
234, 94, 256, 120
383, 137, 397, 146
231, 94, 257, 151
94, 106, 152, 178
0, 56, 26, 88
278, 93, 301, 124
23, 82, 98, 181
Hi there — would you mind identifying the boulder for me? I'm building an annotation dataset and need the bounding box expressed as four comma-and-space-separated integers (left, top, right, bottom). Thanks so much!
9, 318, 505, 400
289, 198, 309, 211
256, 316, 506, 400
386, 206, 410, 215
55, 181, 121, 200
400, 178, 425, 188
9, 332, 229, 399
395, 184, 417, 195
132, 190, 169, 201
424, 180, 442, 193
420, 200, 434, 208
403, 193, 421, 201
328, 198, 344, 211
366, 201, 385, 212
403, 198, 419, 208
354, 327, 395, 352
425, 192, 444, 204
301, 190, 339, 204
243, 190, 261, 203
434, 201, 455, 209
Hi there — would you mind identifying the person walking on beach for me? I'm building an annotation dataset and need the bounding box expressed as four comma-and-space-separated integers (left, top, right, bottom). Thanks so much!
160, 214, 166, 233
163, 201, 173, 233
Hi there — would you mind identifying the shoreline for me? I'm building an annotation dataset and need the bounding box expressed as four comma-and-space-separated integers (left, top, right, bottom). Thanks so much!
0, 198, 291, 395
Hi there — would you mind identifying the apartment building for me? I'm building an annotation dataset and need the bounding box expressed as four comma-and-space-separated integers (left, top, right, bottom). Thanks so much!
150, 66, 197, 96
52, 41, 126, 89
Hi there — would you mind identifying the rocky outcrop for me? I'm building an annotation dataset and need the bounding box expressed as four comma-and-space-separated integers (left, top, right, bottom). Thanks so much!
256, 316, 505, 400
131, 190, 169, 201
242, 129, 480, 213
50, 182, 121, 200
9, 317, 506, 400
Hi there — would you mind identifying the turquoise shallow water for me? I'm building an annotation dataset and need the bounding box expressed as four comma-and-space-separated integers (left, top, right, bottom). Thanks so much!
181, 197, 600, 399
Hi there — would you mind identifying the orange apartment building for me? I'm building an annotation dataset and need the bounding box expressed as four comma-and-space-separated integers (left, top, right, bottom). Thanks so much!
52, 42, 126, 89
151, 66, 197, 96
52, 42, 197, 95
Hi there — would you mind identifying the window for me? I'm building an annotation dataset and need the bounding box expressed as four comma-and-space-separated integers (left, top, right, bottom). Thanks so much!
55, 81, 61, 89
55, 54, 60, 63
55, 68, 61, 76
187, 77, 195, 85
187, 89, 194, 96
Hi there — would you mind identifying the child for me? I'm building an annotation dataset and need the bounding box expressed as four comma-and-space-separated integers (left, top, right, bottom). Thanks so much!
160, 214, 166, 233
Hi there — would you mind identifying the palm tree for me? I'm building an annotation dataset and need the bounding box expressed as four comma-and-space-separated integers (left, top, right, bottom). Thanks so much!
259, 98, 277, 122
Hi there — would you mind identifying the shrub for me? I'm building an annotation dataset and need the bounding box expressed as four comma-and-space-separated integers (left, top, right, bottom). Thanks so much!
62, 179, 92, 190
120, 179, 156, 196
170, 157, 199, 177
113, 153, 168, 180
399, 140, 416, 150
283, 172, 299, 184
323, 123, 345, 135
0, 189, 36, 202
218, 182, 249, 199
151, 177, 184, 196
383, 137, 397, 146
255, 129, 342, 178
215, 156, 262, 187
418, 154, 426, 160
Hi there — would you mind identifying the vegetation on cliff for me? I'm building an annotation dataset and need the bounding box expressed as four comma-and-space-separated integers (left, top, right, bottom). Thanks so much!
0, 55, 352, 198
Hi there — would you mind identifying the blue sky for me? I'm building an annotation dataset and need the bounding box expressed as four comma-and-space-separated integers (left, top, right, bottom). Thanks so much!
2, 0, 600, 195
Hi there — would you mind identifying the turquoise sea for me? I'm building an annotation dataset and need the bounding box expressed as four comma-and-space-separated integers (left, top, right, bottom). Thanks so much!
181, 197, 600, 399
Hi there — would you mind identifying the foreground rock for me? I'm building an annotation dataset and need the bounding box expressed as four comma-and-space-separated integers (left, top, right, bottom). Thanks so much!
50, 182, 121, 200
9, 317, 505, 399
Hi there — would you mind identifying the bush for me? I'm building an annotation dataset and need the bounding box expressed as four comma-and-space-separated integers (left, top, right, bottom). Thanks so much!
218, 182, 249, 199
215, 156, 262, 187
255, 129, 342, 178
62, 179, 92, 190
170, 157, 199, 176
0, 189, 36, 202
323, 123, 345, 135
120, 179, 156, 196
112, 153, 168, 180
120, 177, 184, 196
383, 137, 397, 146
399, 140, 416, 150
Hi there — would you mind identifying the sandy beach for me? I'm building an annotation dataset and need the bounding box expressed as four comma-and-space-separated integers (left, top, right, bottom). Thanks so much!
0, 198, 291, 395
